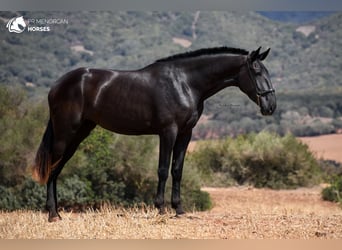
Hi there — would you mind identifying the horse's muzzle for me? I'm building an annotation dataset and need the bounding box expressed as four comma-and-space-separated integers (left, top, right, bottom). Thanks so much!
259, 92, 276, 116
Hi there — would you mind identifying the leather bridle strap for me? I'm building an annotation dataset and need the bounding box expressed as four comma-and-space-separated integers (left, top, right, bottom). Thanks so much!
246, 59, 275, 101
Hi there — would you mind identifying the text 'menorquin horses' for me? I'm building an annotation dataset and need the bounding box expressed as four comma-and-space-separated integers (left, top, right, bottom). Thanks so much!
32, 46, 276, 222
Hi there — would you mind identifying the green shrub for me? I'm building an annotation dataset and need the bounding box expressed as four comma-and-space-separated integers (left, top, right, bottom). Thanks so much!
0, 86, 48, 188
187, 141, 236, 187
182, 189, 212, 211
0, 186, 21, 210
19, 178, 46, 210
319, 160, 342, 181
58, 175, 95, 208
322, 176, 342, 206
188, 132, 322, 189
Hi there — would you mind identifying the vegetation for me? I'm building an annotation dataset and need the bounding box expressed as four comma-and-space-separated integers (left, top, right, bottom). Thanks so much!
188, 132, 322, 189
322, 176, 342, 207
0, 11, 341, 138
1, 11, 341, 92
321, 160, 342, 207
199, 90, 342, 139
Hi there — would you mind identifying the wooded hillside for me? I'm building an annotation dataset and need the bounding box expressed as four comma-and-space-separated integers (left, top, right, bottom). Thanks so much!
0, 11, 341, 137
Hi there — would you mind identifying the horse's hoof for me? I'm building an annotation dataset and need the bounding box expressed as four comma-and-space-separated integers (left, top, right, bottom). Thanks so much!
48, 215, 62, 223
175, 206, 185, 216
175, 213, 186, 219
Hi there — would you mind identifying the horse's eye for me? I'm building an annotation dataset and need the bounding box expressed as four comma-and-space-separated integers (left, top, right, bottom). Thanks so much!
253, 62, 261, 73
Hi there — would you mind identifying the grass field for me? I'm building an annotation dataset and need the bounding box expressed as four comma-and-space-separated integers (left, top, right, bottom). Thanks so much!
1, 186, 341, 239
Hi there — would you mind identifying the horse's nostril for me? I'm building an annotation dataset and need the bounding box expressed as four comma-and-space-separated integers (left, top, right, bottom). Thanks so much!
269, 107, 274, 114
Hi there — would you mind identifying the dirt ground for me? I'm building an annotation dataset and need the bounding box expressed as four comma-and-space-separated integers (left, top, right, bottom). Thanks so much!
298, 134, 342, 163
199, 186, 342, 239
1, 186, 341, 239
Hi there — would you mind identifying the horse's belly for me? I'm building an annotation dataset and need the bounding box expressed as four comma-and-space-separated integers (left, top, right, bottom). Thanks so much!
85, 104, 156, 135
97, 116, 156, 135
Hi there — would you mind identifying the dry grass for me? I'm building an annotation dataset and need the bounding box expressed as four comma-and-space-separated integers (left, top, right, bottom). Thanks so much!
1, 186, 341, 239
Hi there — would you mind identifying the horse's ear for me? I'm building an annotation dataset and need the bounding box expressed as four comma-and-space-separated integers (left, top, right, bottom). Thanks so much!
250, 47, 261, 61
259, 48, 271, 61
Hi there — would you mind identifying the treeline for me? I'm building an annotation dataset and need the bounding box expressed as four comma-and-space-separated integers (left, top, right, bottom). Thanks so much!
194, 90, 342, 139
0, 11, 341, 94
1, 86, 341, 211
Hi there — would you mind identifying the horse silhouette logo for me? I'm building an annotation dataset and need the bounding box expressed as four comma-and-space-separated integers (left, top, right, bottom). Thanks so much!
6, 16, 27, 33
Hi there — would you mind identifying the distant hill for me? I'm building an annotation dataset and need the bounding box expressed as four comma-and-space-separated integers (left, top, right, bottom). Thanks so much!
0, 11, 340, 93
257, 11, 336, 23
0, 11, 341, 138
0, 11, 340, 91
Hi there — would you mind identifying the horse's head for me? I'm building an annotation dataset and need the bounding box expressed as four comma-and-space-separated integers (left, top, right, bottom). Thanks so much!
238, 47, 276, 116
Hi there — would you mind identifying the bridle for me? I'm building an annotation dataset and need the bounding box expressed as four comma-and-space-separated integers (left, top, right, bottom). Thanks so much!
222, 56, 275, 106
246, 58, 275, 106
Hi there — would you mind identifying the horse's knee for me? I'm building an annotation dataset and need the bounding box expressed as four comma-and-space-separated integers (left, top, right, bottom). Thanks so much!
171, 167, 182, 181
158, 168, 169, 181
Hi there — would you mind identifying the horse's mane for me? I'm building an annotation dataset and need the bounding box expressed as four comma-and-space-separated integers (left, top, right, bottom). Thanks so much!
156, 47, 249, 63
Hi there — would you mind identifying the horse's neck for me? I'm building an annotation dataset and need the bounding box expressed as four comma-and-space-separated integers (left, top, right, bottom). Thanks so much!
185, 55, 245, 102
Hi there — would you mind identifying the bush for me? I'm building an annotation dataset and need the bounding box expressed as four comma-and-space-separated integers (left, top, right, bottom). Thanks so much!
182, 189, 212, 211
0, 186, 21, 210
58, 175, 95, 209
319, 160, 342, 180
188, 132, 322, 189
19, 178, 46, 210
322, 176, 342, 206
0, 86, 48, 188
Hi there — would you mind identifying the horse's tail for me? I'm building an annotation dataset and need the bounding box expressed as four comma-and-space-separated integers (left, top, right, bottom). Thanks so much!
32, 119, 57, 184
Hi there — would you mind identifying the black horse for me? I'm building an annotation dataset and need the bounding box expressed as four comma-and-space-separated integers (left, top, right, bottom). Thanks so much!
32, 46, 276, 222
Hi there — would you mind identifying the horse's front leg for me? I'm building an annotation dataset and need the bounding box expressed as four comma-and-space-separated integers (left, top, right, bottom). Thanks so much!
171, 130, 192, 215
154, 127, 177, 214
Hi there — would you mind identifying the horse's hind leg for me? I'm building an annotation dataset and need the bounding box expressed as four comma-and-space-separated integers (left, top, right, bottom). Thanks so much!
46, 120, 96, 222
